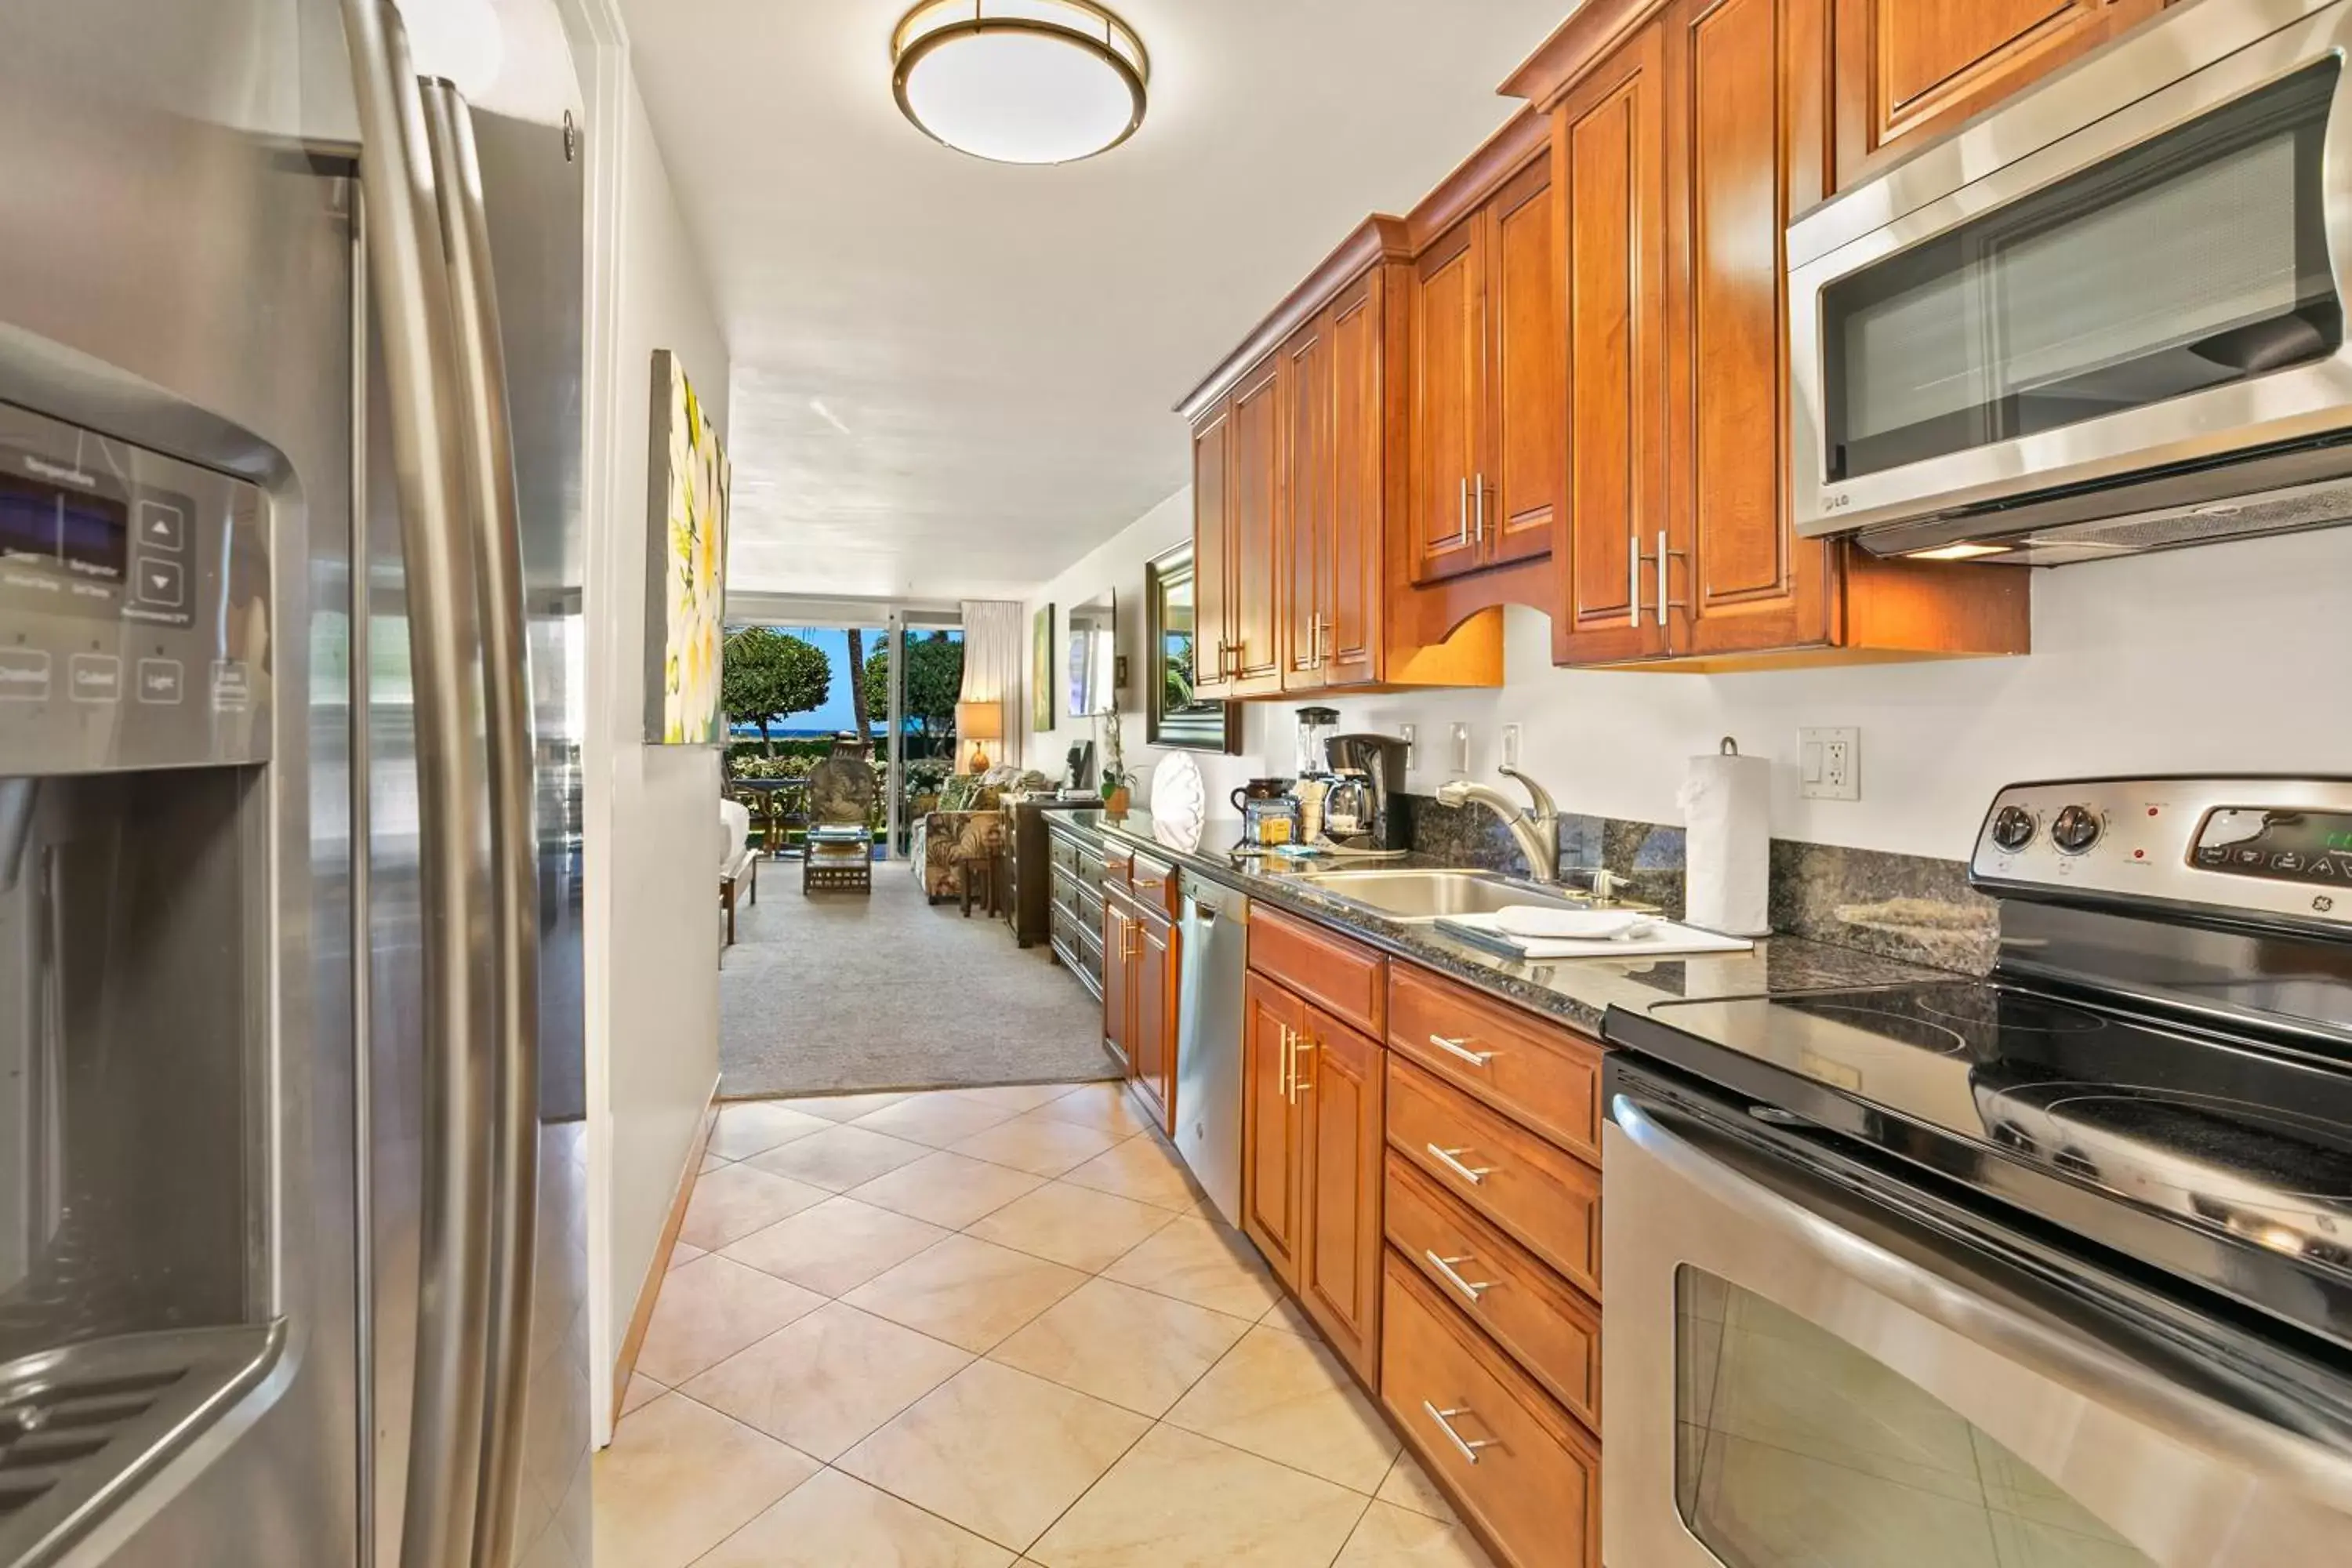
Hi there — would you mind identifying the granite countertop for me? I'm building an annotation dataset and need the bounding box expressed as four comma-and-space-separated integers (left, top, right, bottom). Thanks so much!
1088, 808, 1954, 1036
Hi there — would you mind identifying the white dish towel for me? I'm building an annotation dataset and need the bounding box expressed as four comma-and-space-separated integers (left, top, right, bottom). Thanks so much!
1443, 909, 1754, 960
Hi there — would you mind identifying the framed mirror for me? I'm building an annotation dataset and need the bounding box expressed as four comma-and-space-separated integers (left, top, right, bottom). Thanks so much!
1145, 543, 1240, 753
1066, 591, 1117, 718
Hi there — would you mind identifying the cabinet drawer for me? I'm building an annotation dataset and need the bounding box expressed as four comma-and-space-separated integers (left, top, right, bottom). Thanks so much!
1385, 1156, 1598, 1432
1387, 1058, 1600, 1298
1131, 852, 1180, 918
1249, 903, 1385, 1038
1388, 964, 1602, 1162
1381, 1251, 1599, 1568
1099, 842, 1131, 886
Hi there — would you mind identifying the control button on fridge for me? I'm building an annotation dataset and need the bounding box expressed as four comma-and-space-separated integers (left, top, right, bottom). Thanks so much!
0, 647, 51, 700
211, 659, 251, 711
68, 652, 121, 702
136, 557, 185, 607
137, 500, 186, 552
138, 657, 183, 704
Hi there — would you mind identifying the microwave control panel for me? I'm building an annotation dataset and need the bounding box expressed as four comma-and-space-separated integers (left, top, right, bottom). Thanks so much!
0, 401, 272, 774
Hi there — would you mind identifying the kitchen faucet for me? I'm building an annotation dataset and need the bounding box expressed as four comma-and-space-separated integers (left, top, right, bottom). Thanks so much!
1437, 766, 1561, 884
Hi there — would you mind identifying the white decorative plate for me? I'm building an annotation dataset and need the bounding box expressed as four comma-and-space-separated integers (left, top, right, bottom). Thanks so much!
1149, 752, 1207, 850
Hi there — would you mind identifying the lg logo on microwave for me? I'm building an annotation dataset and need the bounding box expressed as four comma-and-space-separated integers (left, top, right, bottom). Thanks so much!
1822, 491, 1853, 512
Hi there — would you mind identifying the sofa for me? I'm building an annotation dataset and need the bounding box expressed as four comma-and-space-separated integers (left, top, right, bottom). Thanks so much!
911, 766, 1049, 903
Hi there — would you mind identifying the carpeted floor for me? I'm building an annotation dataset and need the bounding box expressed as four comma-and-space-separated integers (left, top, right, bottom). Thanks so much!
719, 856, 1117, 1098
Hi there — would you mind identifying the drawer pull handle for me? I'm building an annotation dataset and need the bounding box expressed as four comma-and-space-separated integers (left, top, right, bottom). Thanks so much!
1426, 1144, 1496, 1186
1421, 1402, 1498, 1465
1427, 1033, 1495, 1068
1424, 1251, 1494, 1304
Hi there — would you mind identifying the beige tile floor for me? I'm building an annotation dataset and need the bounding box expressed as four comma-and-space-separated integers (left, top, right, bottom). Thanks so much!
598, 1081, 1497, 1568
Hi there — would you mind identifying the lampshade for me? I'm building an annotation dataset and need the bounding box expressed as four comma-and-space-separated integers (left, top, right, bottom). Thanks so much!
891, 0, 1149, 166
956, 701, 1004, 740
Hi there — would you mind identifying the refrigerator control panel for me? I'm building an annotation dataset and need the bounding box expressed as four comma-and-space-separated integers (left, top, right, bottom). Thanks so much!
0, 401, 271, 774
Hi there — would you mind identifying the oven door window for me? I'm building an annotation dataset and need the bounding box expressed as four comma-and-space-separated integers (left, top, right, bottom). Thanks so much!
1821, 60, 2342, 484
1676, 1267, 2153, 1566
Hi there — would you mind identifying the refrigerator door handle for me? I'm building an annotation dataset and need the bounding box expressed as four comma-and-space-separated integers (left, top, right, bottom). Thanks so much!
339, 6, 501, 1567
419, 78, 543, 1568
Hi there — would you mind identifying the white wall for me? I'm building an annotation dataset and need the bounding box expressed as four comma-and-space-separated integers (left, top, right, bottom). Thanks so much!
1069, 487, 2352, 864
568, 1, 731, 1442
1025, 487, 1267, 811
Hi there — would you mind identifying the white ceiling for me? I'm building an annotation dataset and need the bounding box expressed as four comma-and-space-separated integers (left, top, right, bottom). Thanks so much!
618, 0, 1574, 601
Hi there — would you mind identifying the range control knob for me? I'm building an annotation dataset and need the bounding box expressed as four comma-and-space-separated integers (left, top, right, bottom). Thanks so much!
2050, 805, 2103, 855
1990, 806, 2038, 853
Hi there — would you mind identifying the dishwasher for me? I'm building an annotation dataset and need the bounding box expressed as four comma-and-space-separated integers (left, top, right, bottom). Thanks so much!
1173, 872, 1247, 1228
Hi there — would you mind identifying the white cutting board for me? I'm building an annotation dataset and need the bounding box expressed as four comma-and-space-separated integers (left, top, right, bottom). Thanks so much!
1438, 913, 1754, 960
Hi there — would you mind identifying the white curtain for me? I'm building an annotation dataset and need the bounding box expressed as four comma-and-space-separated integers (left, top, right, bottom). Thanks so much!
959, 599, 1025, 769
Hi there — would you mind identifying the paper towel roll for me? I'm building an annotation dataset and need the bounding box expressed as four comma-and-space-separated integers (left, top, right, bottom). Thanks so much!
1679, 741, 1771, 936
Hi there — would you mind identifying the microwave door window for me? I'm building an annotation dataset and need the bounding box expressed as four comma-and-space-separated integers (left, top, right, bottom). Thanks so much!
1824, 60, 2343, 484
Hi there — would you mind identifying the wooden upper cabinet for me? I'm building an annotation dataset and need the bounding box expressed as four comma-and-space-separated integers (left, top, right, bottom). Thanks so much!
1281, 317, 1332, 691
1228, 355, 1285, 695
1485, 156, 1563, 568
1410, 217, 1485, 586
1666, 0, 1828, 657
1322, 273, 1385, 686
1554, 19, 1669, 666
1189, 404, 1233, 699
1831, 0, 2166, 191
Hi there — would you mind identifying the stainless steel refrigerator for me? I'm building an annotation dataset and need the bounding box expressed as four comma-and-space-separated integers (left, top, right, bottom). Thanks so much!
0, 2, 590, 1564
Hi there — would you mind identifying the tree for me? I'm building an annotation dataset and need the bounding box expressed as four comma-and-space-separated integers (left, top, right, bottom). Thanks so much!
862, 632, 965, 742
721, 626, 830, 754
845, 626, 870, 737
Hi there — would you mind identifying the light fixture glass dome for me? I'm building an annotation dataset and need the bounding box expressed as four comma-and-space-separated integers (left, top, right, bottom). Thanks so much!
892, 0, 1149, 165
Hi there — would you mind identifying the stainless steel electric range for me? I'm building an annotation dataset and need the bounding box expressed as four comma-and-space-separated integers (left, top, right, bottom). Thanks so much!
1602, 776, 2352, 1568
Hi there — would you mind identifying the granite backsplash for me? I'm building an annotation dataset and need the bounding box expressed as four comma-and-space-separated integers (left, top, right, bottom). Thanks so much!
1401, 792, 1998, 975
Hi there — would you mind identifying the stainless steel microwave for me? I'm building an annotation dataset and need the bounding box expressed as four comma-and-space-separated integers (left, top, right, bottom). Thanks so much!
1788, 0, 2352, 564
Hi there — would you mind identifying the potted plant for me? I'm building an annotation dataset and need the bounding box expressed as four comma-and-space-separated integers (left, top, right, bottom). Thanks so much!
1099, 703, 1132, 815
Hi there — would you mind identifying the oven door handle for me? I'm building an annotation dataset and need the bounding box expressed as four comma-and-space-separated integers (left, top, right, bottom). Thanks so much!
1613, 1092, 2352, 1512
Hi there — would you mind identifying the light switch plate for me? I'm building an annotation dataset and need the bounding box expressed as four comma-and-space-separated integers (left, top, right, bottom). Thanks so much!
1800, 727, 1860, 800
1501, 723, 1523, 768
1398, 723, 1417, 773
1450, 722, 1472, 775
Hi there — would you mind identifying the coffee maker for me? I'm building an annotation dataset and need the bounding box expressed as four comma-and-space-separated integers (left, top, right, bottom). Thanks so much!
1323, 734, 1411, 851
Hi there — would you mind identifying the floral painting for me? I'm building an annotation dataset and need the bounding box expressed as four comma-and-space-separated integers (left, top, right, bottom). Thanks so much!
645, 350, 731, 744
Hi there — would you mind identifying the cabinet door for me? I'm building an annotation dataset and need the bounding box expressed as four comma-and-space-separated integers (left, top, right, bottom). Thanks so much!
1297, 1007, 1384, 1386
1241, 972, 1306, 1288
1190, 403, 1233, 698
1102, 893, 1133, 1075
1279, 317, 1332, 692
1665, 0, 1831, 656
1324, 273, 1385, 686
1484, 156, 1562, 568
1831, 0, 2165, 190
1132, 910, 1176, 1135
1409, 217, 1483, 585
1228, 354, 1286, 694
1553, 20, 1671, 666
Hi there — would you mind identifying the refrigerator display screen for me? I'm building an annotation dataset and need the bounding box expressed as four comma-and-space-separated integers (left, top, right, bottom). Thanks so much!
0, 471, 127, 582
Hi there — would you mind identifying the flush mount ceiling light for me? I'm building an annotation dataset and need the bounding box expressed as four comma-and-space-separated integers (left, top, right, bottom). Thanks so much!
892, 0, 1149, 165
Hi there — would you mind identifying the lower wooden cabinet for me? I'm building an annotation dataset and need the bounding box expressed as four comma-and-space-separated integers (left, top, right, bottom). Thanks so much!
1381, 1252, 1600, 1568
1297, 1009, 1385, 1385
1241, 971, 1308, 1284
1102, 887, 1177, 1132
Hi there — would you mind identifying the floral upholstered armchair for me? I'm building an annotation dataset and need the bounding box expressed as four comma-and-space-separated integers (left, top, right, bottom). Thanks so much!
910, 766, 1045, 902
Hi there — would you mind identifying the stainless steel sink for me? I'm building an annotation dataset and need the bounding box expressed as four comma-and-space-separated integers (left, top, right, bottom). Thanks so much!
1292, 868, 1595, 922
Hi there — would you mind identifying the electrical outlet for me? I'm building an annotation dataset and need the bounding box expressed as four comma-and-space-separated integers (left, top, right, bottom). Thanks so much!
1501, 723, 1523, 769
1450, 722, 1472, 776
1398, 723, 1416, 772
1800, 727, 1860, 800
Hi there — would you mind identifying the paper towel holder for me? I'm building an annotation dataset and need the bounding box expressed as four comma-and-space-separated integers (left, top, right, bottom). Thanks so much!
1720, 736, 1740, 756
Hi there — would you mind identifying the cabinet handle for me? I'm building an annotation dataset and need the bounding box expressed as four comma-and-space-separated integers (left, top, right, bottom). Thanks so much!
1278, 1024, 1294, 1097
1424, 1250, 1496, 1305
1421, 1402, 1500, 1465
1425, 1144, 1496, 1186
1307, 611, 1323, 670
1456, 476, 1471, 546
1656, 527, 1668, 630
1628, 531, 1641, 629
1474, 473, 1486, 544
1426, 1033, 1494, 1069
1291, 1036, 1314, 1103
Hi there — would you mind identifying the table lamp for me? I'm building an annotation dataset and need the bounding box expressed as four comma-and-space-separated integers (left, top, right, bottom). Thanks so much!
956, 700, 1003, 773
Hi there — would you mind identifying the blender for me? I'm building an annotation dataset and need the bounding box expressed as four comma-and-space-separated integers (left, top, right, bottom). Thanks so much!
1290, 706, 1341, 842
